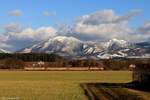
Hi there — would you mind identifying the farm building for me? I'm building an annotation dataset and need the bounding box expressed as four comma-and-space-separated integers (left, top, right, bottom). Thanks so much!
133, 63, 150, 84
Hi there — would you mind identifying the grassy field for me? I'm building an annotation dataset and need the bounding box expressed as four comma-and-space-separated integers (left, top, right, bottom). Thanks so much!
0, 71, 132, 100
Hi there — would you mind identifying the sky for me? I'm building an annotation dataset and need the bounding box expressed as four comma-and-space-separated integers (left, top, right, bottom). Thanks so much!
0, 0, 149, 27
0, 0, 150, 51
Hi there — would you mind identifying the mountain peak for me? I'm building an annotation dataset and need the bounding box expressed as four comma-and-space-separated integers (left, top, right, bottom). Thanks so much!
110, 38, 127, 44
104, 38, 129, 49
52, 36, 81, 43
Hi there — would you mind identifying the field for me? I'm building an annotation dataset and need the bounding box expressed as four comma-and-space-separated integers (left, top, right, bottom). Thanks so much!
0, 71, 133, 100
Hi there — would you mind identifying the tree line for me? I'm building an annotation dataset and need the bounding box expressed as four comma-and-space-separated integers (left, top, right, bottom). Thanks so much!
0, 53, 63, 62
0, 53, 150, 70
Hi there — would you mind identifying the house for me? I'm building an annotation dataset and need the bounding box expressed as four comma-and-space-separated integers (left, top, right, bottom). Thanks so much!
129, 64, 136, 70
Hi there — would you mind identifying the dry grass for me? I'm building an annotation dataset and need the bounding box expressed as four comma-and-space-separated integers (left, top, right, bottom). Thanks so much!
0, 71, 132, 100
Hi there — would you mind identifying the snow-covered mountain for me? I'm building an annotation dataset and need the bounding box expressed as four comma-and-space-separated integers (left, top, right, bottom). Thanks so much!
0, 48, 10, 53
19, 36, 150, 59
104, 38, 132, 49
20, 36, 84, 56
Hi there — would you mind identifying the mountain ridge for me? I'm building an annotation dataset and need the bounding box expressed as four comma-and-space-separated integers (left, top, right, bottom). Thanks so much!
0, 48, 10, 53
18, 36, 150, 59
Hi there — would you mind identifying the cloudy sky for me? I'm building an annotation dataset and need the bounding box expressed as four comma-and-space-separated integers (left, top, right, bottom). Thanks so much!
0, 0, 150, 51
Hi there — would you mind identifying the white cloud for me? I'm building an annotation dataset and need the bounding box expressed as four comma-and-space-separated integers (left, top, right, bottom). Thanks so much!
139, 21, 150, 34
1, 23, 57, 51
135, 21, 150, 41
12, 27, 56, 40
77, 9, 141, 25
74, 9, 142, 42
4, 23, 57, 40
8, 10, 23, 16
43, 11, 56, 17
0, 35, 12, 49
4, 23, 22, 32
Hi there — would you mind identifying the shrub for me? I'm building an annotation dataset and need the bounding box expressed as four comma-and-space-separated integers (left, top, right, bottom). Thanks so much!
5, 58, 24, 69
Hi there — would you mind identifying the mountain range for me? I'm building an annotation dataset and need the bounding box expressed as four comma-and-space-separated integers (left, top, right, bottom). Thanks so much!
17, 36, 150, 59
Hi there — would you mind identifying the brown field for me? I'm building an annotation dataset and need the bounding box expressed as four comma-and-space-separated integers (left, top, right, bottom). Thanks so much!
0, 71, 132, 100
